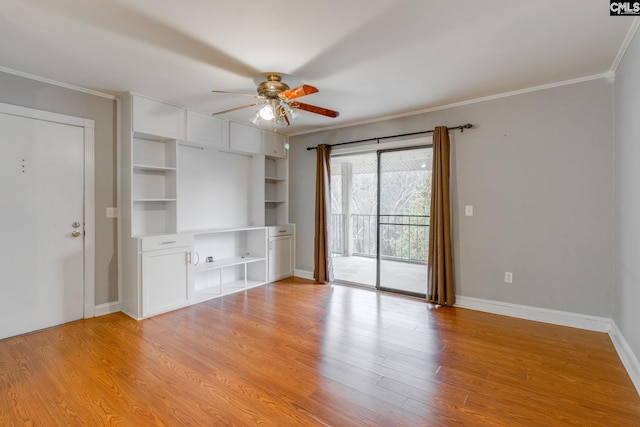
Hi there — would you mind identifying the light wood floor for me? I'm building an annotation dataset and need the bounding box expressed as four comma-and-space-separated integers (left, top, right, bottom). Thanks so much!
1, 279, 639, 426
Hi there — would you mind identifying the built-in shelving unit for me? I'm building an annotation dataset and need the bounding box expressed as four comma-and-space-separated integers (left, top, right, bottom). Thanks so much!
120, 92, 292, 320
192, 228, 268, 303
265, 156, 288, 226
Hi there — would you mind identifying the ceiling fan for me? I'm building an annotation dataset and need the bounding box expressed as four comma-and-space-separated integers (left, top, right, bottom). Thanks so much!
211, 73, 339, 129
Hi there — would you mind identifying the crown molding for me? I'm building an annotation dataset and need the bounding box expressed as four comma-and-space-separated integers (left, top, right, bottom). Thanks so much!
611, 17, 640, 73
289, 73, 610, 137
0, 66, 115, 100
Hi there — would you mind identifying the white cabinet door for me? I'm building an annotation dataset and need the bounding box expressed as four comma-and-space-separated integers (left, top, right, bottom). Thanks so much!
186, 110, 226, 148
229, 122, 261, 154
142, 247, 191, 317
262, 131, 287, 158
268, 235, 293, 282
133, 96, 184, 139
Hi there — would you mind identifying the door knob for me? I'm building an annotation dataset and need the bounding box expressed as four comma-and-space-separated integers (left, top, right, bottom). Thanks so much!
71, 230, 82, 238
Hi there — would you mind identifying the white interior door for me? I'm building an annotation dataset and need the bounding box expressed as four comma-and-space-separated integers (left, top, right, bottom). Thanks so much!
0, 112, 85, 339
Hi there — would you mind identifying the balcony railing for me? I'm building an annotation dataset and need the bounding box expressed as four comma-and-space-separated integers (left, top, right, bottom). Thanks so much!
332, 213, 429, 264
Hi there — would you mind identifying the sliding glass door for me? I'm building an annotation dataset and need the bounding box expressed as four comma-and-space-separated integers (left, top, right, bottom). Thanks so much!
330, 152, 377, 287
329, 143, 432, 296
377, 147, 431, 296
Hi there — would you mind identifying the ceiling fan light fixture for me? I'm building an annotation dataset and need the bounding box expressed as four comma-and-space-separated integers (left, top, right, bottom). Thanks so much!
212, 73, 339, 129
285, 104, 297, 121
250, 110, 261, 125
259, 104, 274, 120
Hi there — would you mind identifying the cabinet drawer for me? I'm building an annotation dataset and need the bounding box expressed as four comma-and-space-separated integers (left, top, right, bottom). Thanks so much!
141, 234, 192, 251
268, 225, 293, 237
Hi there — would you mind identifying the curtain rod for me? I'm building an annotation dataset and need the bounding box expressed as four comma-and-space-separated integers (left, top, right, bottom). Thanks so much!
305, 123, 473, 151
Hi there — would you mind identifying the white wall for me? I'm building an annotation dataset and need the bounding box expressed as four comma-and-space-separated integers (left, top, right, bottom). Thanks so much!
0, 71, 118, 305
614, 28, 640, 362
290, 78, 614, 318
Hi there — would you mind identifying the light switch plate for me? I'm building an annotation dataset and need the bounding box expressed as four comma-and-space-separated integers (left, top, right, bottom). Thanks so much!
106, 207, 118, 218
465, 205, 473, 216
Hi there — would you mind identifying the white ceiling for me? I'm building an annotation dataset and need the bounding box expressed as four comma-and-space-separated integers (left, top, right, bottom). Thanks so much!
0, 0, 635, 135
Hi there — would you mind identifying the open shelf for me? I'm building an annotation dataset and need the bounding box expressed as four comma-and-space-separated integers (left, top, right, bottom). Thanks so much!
131, 136, 178, 235
134, 198, 177, 202
194, 286, 221, 303
246, 280, 265, 289
132, 200, 177, 236
192, 227, 268, 301
222, 280, 246, 292
265, 176, 286, 183
264, 157, 288, 226
132, 137, 177, 168
194, 256, 265, 272
133, 164, 177, 172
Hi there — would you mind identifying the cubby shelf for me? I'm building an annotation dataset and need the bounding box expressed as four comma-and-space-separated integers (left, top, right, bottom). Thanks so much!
194, 256, 266, 272
265, 156, 288, 226
130, 134, 178, 236
192, 227, 268, 303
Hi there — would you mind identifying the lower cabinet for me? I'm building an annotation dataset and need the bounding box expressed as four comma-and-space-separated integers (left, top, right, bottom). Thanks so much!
268, 225, 294, 282
123, 227, 274, 320
122, 234, 192, 320
141, 246, 191, 317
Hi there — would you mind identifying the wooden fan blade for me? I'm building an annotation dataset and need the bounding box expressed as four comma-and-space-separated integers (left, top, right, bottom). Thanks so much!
212, 102, 263, 115
279, 85, 318, 100
211, 90, 260, 98
290, 101, 339, 118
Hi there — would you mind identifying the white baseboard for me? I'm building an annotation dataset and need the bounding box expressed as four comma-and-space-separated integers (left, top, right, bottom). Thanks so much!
609, 320, 640, 394
84, 305, 95, 319
94, 301, 123, 317
294, 269, 314, 281
454, 295, 612, 333
454, 295, 639, 396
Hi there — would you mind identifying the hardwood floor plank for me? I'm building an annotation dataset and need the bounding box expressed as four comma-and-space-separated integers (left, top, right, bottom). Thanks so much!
1, 280, 639, 425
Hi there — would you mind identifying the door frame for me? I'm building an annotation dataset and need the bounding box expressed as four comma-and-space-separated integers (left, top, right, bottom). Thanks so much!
0, 101, 95, 318
330, 136, 431, 289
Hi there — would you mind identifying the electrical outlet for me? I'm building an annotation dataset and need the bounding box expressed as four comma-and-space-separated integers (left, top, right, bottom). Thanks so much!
106, 207, 118, 218
504, 272, 513, 284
